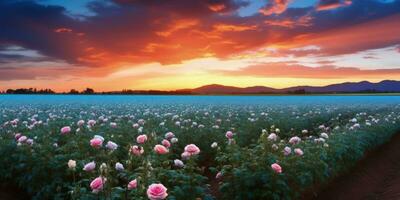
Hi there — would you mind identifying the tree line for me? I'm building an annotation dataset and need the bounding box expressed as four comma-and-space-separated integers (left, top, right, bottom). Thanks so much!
2, 88, 95, 94
0, 88, 389, 95
1, 88, 191, 95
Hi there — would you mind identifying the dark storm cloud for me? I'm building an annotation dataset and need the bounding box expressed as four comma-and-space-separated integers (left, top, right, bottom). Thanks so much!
0, 0, 86, 63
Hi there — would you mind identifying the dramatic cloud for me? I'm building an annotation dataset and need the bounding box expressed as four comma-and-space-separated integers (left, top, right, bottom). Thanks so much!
0, 0, 400, 90
0, 66, 79, 81
0, 1, 89, 64
54, 28, 73, 33
217, 62, 400, 79
316, 0, 352, 11
259, 0, 291, 16
264, 15, 313, 28
277, 14, 400, 57
1, 0, 399, 67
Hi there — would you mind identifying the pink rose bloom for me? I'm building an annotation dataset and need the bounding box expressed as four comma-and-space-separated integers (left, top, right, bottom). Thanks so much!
161, 139, 171, 148
294, 148, 304, 156
174, 159, 184, 168
184, 144, 200, 156
289, 136, 301, 145
11, 119, 18, 125
17, 136, 27, 143
181, 151, 191, 160
164, 132, 175, 140
105, 141, 118, 150
154, 145, 169, 155
138, 119, 145, 125
267, 133, 277, 142
283, 146, 291, 156
128, 179, 137, 190
60, 126, 71, 134
26, 139, 34, 145
14, 133, 22, 140
225, 131, 234, 139
271, 163, 282, 174
83, 161, 96, 172
147, 183, 168, 200
130, 145, 144, 156
77, 120, 85, 126
115, 162, 124, 171
90, 138, 103, 148
216, 172, 223, 179
136, 134, 148, 144
87, 120, 96, 127
90, 176, 105, 193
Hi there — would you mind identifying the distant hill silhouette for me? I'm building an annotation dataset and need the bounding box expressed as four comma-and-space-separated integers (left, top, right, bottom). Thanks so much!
188, 84, 278, 94
183, 80, 400, 94
3, 80, 400, 95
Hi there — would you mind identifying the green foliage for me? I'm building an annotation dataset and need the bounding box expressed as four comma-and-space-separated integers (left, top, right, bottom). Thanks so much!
0, 103, 399, 199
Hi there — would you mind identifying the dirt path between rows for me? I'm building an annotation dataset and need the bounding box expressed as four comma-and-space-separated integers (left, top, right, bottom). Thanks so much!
309, 132, 400, 200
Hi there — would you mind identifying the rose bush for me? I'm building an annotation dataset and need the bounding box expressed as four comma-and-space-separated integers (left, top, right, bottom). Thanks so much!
0, 102, 399, 200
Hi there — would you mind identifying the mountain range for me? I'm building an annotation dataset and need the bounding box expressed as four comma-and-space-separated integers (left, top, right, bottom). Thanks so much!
4, 80, 400, 95
179, 80, 400, 94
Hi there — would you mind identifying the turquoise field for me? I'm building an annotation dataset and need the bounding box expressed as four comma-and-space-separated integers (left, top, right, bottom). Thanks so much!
1, 95, 400, 200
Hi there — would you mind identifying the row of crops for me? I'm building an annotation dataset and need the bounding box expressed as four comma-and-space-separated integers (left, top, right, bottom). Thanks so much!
1, 103, 400, 199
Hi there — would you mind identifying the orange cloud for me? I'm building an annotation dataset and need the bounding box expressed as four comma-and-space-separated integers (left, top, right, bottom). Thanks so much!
264, 15, 313, 28
156, 19, 199, 37
316, 0, 352, 11
275, 14, 400, 56
213, 24, 257, 32
259, 0, 290, 16
142, 43, 181, 53
65, 13, 399, 70
54, 28, 72, 33
217, 62, 400, 79
317, 3, 341, 11
208, 4, 226, 12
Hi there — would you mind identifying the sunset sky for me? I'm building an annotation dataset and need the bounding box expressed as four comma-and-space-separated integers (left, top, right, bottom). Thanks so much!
1, 0, 400, 92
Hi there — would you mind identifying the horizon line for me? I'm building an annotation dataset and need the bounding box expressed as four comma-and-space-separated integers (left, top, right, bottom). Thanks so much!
1, 79, 398, 93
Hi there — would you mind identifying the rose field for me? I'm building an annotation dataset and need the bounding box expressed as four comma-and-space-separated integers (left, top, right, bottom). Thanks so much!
1, 95, 400, 200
